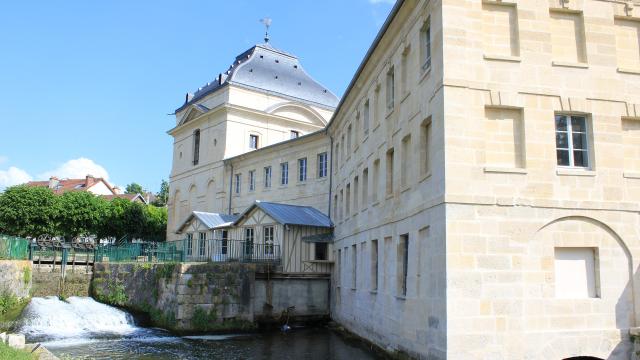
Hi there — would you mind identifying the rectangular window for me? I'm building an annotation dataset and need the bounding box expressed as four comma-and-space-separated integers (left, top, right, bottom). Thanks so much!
622, 118, 640, 172
244, 228, 254, 256
398, 234, 409, 296
264, 226, 274, 255
386, 148, 394, 196
401, 49, 409, 97
363, 99, 370, 135
333, 194, 338, 221
345, 183, 351, 217
422, 18, 432, 70
337, 248, 342, 286
351, 244, 357, 289
372, 159, 380, 202
615, 18, 640, 71
353, 176, 359, 213
221, 230, 228, 255
249, 170, 256, 191
298, 158, 307, 182
281, 162, 289, 185
341, 134, 346, 161
362, 168, 369, 208
198, 232, 206, 256
482, 3, 520, 57
485, 108, 525, 168
334, 143, 340, 173
371, 239, 378, 291
401, 135, 411, 187
555, 247, 598, 298
315, 242, 328, 261
264, 166, 272, 188
421, 120, 432, 176
347, 125, 353, 155
339, 189, 344, 221
555, 114, 590, 168
290, 130, 300, 139
249, 134, 259, 149
318, 152, 328, 178
193, 129, 200, 166
186, 233, 193, 256
234, 174, 241, 194
386, 67, 395, 111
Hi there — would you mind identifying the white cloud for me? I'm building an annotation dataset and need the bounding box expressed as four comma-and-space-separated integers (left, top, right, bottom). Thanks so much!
369, 0, 395, 4
0, 167, 33, 190
38, 158, 110, 181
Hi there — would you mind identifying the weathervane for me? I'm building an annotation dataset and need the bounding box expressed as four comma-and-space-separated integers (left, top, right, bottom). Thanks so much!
260, 17, 272, 43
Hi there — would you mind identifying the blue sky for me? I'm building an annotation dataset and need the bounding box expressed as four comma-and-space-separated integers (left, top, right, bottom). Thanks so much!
0, 0, 394, 193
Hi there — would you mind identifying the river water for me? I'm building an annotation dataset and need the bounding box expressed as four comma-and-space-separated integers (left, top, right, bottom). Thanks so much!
17, 297, 383, 360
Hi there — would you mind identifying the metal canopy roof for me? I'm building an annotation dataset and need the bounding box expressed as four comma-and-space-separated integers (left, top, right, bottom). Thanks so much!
234, 201, 333, 228
176, 211, 239, 233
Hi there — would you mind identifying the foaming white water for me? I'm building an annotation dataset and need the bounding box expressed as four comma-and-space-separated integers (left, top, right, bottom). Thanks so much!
20, 296, 138, 340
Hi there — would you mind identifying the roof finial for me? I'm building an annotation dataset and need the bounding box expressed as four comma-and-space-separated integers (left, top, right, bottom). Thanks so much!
260, 17, 272, 43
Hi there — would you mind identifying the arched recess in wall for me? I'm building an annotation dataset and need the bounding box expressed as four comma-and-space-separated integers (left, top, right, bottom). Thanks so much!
529, 216, 635, 360
188, 184, 197, 213
206, 180, 216, 212
265, 102, 327, 127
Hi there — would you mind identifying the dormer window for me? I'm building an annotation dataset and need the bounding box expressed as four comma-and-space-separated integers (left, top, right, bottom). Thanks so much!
249, 134, 259, 149
193, 129, 200, 166
290, 130, 300, 139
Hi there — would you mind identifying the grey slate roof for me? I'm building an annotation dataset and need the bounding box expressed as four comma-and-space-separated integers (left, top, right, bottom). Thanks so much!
234, 201, 333, 228
176, 211, 239, 233
176, 43, 339, 113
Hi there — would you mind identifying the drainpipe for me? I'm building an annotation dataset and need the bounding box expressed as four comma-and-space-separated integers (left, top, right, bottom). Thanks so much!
228, 163, 234, 215
328, 135, 334, 219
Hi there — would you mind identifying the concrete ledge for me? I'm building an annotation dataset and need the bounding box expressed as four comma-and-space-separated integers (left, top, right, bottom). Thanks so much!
556, 168, 596, 177
552, 61, 589, 69
623, 172, 640, 179
618, 67, 640, 75
483, 54, 521, 63
484, 166, 527, 174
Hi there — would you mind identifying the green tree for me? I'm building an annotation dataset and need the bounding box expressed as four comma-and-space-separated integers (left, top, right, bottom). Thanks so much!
144, 205, 167, 241
0, 185, 58, 237
56, 191, 109, 238
125, 183, 144, 195
152, 180, 169, 207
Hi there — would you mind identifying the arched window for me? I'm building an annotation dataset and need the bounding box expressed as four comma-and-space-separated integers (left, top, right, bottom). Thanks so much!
193, 129, 200, 166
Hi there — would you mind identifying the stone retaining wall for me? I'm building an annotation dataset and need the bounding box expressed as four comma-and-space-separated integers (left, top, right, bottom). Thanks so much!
0, 260, 31, 299
31, 268, 92, 298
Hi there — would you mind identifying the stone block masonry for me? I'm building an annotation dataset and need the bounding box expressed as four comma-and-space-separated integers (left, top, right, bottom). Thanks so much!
31, 268, 92, 298
0, 260, 31, 299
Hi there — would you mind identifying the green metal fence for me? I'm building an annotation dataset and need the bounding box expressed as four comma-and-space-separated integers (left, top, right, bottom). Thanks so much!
0, 234, 30, 260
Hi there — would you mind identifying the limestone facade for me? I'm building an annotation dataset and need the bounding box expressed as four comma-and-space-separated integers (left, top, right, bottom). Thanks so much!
166, 0, 640, 358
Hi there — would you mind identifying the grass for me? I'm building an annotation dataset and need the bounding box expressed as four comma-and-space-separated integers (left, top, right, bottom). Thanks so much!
0, 341, 35, 360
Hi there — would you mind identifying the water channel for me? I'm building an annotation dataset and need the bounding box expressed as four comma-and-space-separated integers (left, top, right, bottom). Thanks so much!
17, 297, 384, 359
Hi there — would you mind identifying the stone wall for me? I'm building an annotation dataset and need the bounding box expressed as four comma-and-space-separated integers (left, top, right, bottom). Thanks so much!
0, 260, 32, 299
92, 262, 331, 332
92, 262, 256, 332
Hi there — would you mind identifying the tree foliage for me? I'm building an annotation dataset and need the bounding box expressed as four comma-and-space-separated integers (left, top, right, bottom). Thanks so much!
152, 180, 169, 207
0, 185, 167, 241
125, 183, 144, 195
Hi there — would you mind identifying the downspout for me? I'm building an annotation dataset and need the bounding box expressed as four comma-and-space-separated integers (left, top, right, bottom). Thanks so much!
327, 135, 334, 219
228, 163, 234, 215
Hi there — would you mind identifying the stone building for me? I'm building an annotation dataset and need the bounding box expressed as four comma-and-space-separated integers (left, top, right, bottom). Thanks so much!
167, 0, 640, 358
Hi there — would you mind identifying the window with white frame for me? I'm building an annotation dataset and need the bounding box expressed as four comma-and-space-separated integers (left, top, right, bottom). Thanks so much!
249, 134, 259, 149
555, 114, 590, 168
264, 166, 272, 188
298, 158, 307, 182
290, 130, 300, 139
193, 129, 201, 166
244, 228, 254, 256
386, 66, 395, 111
264, 226, 274, 255
234, 174, 241, 194
249, 170, 255, 191
186, 233, 193, 256
198, 232, 206, 256
422, 18, 432, 70
318, 152, 328, 178
281, 162, 289, 185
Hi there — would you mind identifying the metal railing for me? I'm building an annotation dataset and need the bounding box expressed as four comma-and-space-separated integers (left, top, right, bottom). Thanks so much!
0, 234, 30, 260
94, 238, 281, 264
